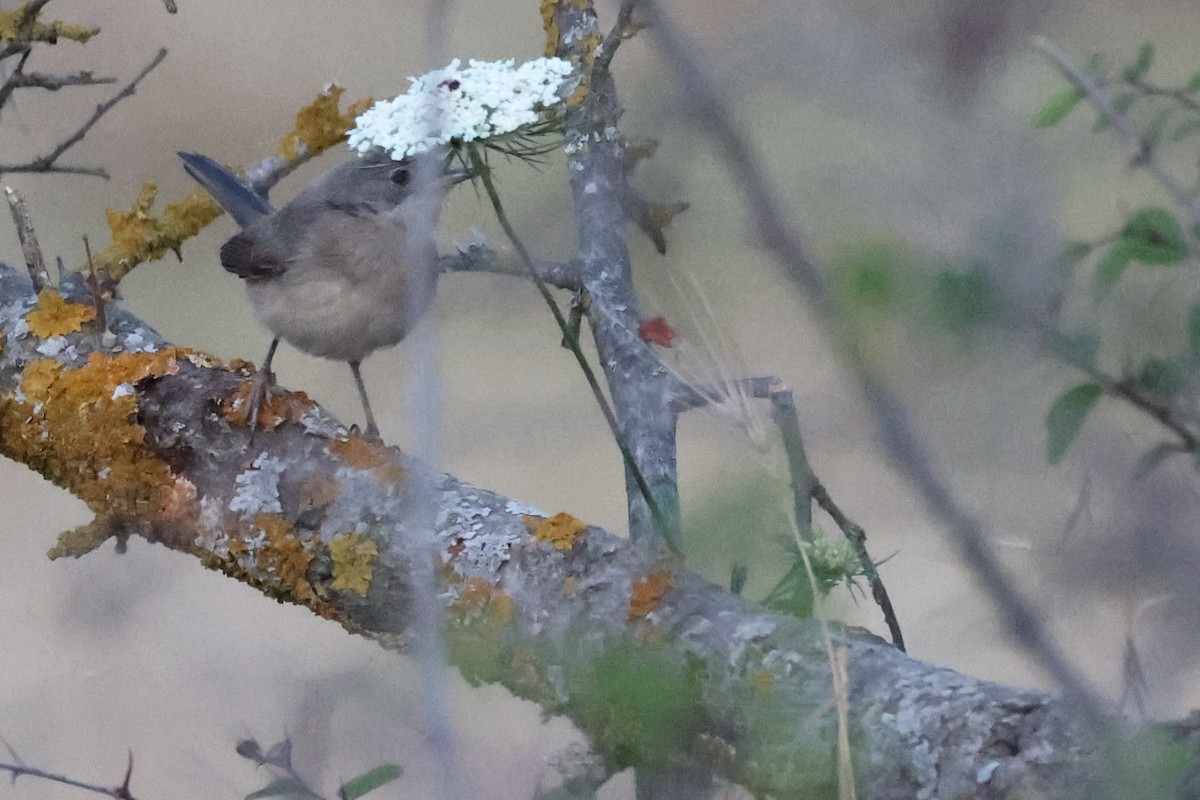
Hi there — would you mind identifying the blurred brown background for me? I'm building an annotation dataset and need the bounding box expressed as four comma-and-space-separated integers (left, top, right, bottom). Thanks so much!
1, 1, 1198, 797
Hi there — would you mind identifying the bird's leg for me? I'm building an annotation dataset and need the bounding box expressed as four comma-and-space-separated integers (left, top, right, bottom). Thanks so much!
246, 337, 279, 432
349, 360, 380, 441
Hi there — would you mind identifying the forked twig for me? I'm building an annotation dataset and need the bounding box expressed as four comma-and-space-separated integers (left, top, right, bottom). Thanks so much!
0, 48, 167, 178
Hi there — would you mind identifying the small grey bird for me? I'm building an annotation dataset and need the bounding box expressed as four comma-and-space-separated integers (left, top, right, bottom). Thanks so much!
179, 149, 460, 438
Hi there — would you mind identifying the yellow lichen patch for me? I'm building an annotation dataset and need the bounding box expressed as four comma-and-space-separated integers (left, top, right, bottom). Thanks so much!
539, 0, 560, 56
250, 513, 317, 602
539, 0, 591, 56
453, 576, 515, 628
157, 190, 223, 248
329, 436, 406, 484
753, 670, 775, 693
102, 184, 164, 264
276, 85, 374, 161
328, 533, 378, 596
1, 349, 189, 521
524, 511, 587, 551
221, 379, 313, 431
0, 4, 96, 45
91, 183, 222, 284
628, 569, 675, 620
25, 289, 96, 338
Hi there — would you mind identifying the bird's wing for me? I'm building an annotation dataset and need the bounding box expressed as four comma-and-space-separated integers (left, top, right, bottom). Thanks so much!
219, 231, 288, 280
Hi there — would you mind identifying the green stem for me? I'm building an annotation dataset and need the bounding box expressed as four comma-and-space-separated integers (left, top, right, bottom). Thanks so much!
468, 147, 678, 553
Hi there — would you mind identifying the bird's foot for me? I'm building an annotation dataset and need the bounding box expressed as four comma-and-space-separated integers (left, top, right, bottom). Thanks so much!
223, 363, 284, 434
245, 366, 275, 433
349, 421, 383, 444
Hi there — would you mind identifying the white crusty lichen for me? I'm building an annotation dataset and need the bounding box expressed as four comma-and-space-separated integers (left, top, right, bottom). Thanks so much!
229, 453, 285, 515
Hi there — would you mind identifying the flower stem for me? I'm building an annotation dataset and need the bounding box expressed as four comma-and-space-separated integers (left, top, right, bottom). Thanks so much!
468, 147, 677, 553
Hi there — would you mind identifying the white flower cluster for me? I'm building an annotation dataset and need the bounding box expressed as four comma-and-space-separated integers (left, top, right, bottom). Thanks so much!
348, 57, 575, 159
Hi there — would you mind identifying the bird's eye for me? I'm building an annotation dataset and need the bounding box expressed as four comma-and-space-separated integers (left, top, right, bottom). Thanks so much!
389, 168, 410, 186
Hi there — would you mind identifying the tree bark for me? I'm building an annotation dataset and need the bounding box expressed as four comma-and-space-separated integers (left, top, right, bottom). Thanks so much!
0, 262, 1151, 800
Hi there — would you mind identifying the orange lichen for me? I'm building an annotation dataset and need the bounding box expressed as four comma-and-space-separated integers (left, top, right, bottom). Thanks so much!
221, 378, 313, 431
525, 511, 587, 551
276, 85, 374, 161
329, 436, 406, 484
628, 569, 675, 620
25, 289, 97, 338
297, 474, 339, 514
1, 350, 190, 539
453, 576, 515, 627
159, 475, 199, 521
328, 533, 379, 596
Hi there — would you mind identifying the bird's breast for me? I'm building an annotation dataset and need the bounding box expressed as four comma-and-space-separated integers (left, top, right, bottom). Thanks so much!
245, 212, 438, 363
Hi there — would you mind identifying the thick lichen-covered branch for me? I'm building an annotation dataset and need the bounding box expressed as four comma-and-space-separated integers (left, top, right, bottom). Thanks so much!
0, 261, 1142, 799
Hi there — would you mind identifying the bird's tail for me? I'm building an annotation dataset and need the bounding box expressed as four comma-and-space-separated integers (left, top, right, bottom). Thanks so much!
178, 151, 275, 227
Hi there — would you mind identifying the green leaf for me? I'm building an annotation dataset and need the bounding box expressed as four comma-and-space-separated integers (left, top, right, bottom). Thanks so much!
762, 560, 816, 619
1119, 207, 1188, 265
1093, 242, 1133, 298
1124, 42, 1155, 81
1188, 71, 1200, 93
1135, 357, 1183, 399
1046, 383, 1103, 464
931, 269, 998, 331
836, 243, 903, 310
1034, 86, 1085, 127
338, 764, 403, 800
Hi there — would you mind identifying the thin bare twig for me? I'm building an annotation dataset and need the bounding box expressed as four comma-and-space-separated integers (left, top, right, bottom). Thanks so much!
0, 163, 108, 176
1124, 75, 1200, 115
637, 0, 1106, 716
0, 48, 166, 179
4, 185, 48, 291
594, 0, 637, 74
1032, 36, 1200, 232
0, 752, 141, 800
436, 244, 585, 290
0, 70, 115, 109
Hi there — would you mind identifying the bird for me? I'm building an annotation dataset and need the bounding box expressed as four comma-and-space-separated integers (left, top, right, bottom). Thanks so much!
179, 149, 461, 439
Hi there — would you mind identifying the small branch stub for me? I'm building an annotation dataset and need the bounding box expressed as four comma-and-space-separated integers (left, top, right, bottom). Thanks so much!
5, 185, 48, 290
